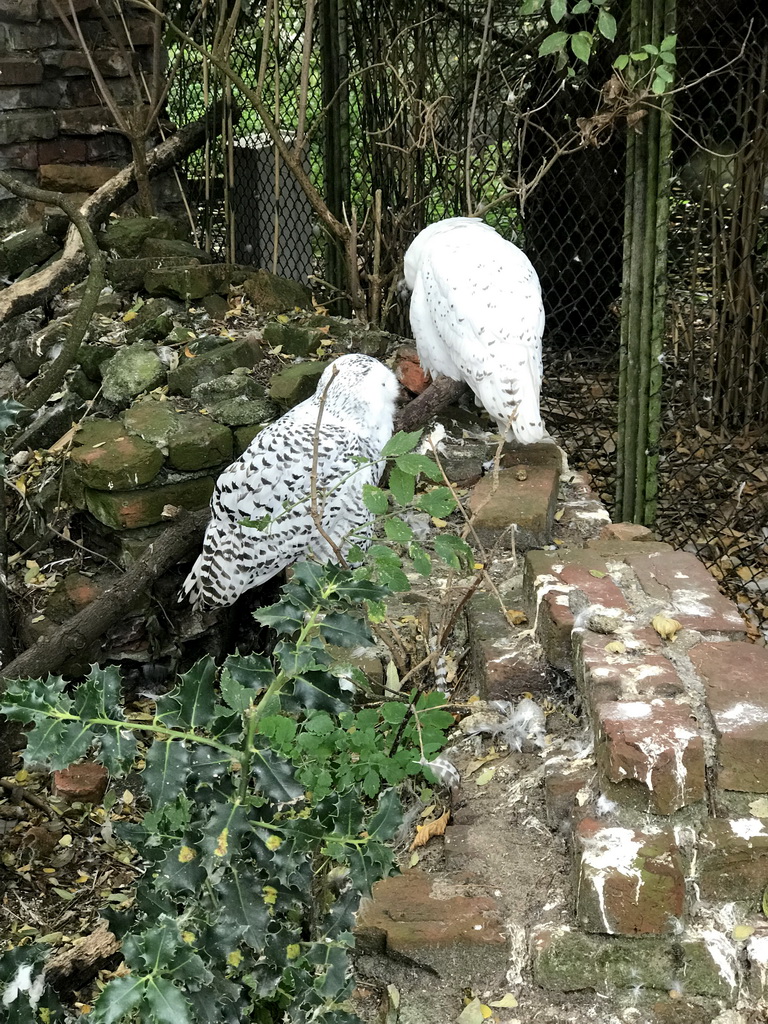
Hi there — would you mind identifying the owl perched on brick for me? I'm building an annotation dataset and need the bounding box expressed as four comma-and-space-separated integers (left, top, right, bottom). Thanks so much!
403, 217, 546, 444
182, 354, 400, 609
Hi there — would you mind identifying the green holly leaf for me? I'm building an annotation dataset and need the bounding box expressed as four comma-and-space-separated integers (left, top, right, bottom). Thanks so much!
250, 745, 304, 802
144, 978, 193, 1024
318, 612, 371, 648
0, 398, 26, 434
160, 657, 217, 730
380, 429, 422, 457
254, 602, 306, 634
290, 671, 349, 714
215, 868, 271, 950
143, 740, 191, 809
368, 788, 403, 842
221, 653, 276, 706
90, 976, 145, 1024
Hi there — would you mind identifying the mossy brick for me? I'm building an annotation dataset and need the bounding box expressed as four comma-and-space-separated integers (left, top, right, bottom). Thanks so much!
697, 819, 768, 907
100, 216, 186, 258
0, 224, 60, 278
167, 338, 262, 397
191, 373, 264, 406
46, 571, 109, 623
595, 700, 705, 814
355, 869, 507, 986
107, 256, 194, 293
468, 464, 559, 551
203, 397, 277, 427
85, 476, 215, 530
101, 343, 167, 405
0, 109, 56, 146
69, 420, 164, 491
689, 642, 768, 792
532, 925, 736, 999
140, 236, 210, 262
575, 819, 685, 935
242, 269, 311, 313
121, 400, 180, 448
625, 549, 746, 634
233, 424, 264, 456
466, 591, 548, 699
124, 297, 180, 344
269, 360, 330, 408
167, 413, 233, 471
143, 263, 220, 301
263, 321, 324, 357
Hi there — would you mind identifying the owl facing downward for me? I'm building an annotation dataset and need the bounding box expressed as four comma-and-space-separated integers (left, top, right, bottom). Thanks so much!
182, 354, 400, 610
403, 217, 546, 445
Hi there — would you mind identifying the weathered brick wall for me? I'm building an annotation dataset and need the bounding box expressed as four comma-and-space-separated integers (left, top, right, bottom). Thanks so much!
0, 0, 157, 231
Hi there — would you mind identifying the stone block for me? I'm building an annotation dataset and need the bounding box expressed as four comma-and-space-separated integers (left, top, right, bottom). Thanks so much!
697, 819, 768, 907
262, 321, 325, 358
53, 763, 108, 805
574, 819, 685, 935
544, 763, 594, 828
595, 700, 705, 813
38, 163, 120, 193
37, 138, 88, 165
107, 256, 191, 293
85, 476, 215, 530
168, 338, 263, 397
0, 57, 43, 86
45, 570, 109, 623
468, 465, 559, 551
0, 21, 57, 49
101, 215, 186, 258
747, 931, 768, 1003
626, 549, 746, 635
233, 424, 264, 456
101, 343, 166, 405
167, 413, 233, 471
0, 0, 39, 21
599, 522, 658, 543
532, 925, 735, 998
690, 641, 768, 792
0, 109, 56, 146
140, 236, 209, 262
576, 630, 682, 705
0, 224, 60, 279
356, 870, 507, 984
242, 268, 311, 313
269, 360, 330, 408
56, 105, 118, 134
144, 263, 224, 301
465, 591, 549, 698
69, 420, 164, 490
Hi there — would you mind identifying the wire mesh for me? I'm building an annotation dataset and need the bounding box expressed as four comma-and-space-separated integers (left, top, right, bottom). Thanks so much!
168, 0, 768, 639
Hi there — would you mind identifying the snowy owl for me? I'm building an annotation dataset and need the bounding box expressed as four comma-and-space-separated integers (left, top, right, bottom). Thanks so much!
403, 217, 546, 444
182, 354, 400, 609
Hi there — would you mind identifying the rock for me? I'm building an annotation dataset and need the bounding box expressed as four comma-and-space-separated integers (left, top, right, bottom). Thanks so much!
10, 317, 68, 377
85, 475, 215, 530
140, 236, 210, 262
468, 464, 559, 551
0, 309, 45, 367
124, 297, 180, 344
396, 347, 430, 394
0, 224, 60, 279
46, 571, 109, 623
191, 373, 261, 407
242, 268, 311, 312
69, 369, 100, 400
167, 337, 263, 397
69, 419, 165, 490
167, 413, 233, 471
0, 360, 23, 395
201, 293, 229, 318
262, 321, 324, 357
79, 343, 115, 380
53, 763, 108, 805
94, 287, 125, 316
144, 263, 224, 301
121, 399, 180, 448
13, 392, 84, 451
233, 424, 264, 455
101, 215, 187, 258
101, 343, 167, 405
39, 164, 120, 192
269, 360, 330, 408
201, 395, 277, 427
107, 256, 195, 293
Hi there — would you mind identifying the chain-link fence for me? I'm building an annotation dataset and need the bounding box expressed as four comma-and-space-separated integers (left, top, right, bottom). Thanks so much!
168, 0, 768, 639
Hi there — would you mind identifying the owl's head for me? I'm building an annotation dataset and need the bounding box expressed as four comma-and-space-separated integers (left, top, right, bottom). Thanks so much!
402, 216, 489, 287
315, 354, 400, 436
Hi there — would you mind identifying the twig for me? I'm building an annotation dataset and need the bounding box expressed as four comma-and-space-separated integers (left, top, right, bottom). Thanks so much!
0, 778, 60, 819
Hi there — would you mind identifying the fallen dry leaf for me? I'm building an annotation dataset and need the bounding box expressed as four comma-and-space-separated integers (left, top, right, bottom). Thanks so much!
651, 614, 683, 640
506, 609, 528, 626
409, 809, 450, 851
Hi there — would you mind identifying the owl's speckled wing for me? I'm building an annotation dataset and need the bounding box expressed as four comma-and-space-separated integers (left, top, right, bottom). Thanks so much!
406, 218, 545, 444
182, 353, 399, 610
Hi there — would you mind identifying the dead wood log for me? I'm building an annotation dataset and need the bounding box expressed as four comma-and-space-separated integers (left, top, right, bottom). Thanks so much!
393, 377, 469, 435
0, 508, 209, 688
0, 113, 214, 328
45, 923, 121, 994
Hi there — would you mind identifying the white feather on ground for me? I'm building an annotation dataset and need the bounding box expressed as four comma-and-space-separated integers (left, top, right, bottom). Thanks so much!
403, 216, 546, 444
182, 354, 400, 609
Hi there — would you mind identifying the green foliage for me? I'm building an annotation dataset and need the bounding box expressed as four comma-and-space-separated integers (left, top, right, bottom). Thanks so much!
521, 0, 618, 65
614, 34, 677, 95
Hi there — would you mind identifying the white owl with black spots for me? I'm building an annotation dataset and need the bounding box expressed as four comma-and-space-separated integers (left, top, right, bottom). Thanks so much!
403, 217, 546, 444
183, 354, 400, 609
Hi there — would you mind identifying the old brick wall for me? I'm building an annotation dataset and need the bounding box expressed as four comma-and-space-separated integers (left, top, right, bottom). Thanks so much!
0, 0, 158, 231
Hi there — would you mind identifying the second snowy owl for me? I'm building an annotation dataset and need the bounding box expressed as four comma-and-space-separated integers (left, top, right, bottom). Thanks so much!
403, 217, 546, 444
182, 354, 399, 609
